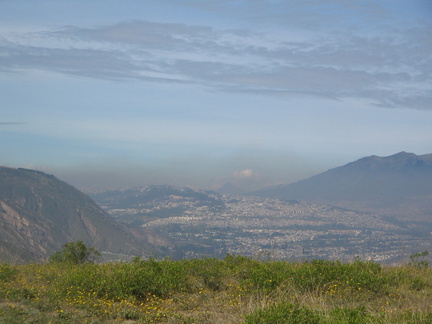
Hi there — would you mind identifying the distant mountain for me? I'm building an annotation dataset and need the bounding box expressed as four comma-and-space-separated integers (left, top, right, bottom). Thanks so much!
254, 152, 432, 218
90, 185, 224, 221
0, 166, 161, 263
215, 182, 245, 195
91, 185, 223, 207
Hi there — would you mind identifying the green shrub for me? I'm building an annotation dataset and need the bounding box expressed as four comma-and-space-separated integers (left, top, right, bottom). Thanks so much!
49, 241, 101, 264
240, 260, 291, 292
409, 250, 429, 268
186, 257, 228, 291
54, 257, 191, 302
126, 257, 191, 297
290, 259, 389, 295
410, 277, 429, 291
0, 263, 17, 282
5, 287, 38, 301
237, 258, 389, 297
224, 253, 257, 275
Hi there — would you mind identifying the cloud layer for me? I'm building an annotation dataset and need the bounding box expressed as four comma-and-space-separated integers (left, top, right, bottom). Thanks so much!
1, 0, 431, 191
1, 2, 431, 110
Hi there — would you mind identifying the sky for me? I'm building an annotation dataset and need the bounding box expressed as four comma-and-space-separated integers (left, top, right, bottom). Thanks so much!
1, 0, 432, 192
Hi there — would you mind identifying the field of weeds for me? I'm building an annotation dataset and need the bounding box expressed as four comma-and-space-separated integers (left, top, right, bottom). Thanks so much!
1, 254, 432, 323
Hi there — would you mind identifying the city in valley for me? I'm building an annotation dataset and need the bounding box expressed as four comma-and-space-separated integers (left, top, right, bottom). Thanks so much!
93, 186, 432, 264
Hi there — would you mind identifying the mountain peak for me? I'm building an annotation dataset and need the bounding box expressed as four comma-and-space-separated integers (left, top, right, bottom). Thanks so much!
215, 182, 245, 195
348, 152, 431, 171
254, 152, 432, 205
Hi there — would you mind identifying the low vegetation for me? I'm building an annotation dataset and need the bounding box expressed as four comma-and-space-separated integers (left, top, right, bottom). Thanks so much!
49, 241, 102, 265
1, 246, 432, 323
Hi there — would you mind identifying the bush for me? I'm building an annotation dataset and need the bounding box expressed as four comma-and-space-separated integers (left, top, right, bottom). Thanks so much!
240, 260, 291, 292
409, 250, 429, 268
54, 257, 191, 302
0, 263, 17, 282
186, 257, 228, 291
237, 258, 389, 297
49, 241, 101, 264
290, 259, 389, 295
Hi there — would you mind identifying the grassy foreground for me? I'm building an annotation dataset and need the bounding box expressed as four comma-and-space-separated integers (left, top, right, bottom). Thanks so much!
1, 255, 432, 323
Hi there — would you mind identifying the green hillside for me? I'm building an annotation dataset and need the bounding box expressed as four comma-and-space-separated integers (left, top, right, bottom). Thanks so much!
1, 255, 431, 323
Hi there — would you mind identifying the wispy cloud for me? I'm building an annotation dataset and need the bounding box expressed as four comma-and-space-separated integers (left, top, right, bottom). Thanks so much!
1, 0, 431, 191
0, 122, 25, 125
0, 3, 430, 110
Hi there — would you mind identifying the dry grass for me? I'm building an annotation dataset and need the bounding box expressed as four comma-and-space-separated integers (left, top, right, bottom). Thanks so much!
1, 257, 432, 323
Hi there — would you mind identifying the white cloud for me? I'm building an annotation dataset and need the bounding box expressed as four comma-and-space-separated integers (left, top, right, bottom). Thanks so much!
233, 169, 254, 179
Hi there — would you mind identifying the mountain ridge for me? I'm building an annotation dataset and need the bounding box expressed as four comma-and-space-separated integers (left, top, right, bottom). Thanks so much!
253, 152, 432, 220
0, 166, 162, 263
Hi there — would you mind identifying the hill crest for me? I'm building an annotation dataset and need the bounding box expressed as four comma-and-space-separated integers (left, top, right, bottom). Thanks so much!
0, 166, 159, 263
253, 152, 432, 216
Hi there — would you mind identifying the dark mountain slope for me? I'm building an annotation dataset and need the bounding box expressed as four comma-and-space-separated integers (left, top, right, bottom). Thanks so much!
254, 152, 432, 208
0, 166, 159, 263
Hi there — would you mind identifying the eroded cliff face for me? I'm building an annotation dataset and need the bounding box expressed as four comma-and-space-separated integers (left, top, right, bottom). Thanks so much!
0, 199, 50, 262
0, 167, 161, 263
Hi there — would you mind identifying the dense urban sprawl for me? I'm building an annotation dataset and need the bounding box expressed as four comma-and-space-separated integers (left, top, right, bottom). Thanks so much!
100, 191, 431, 263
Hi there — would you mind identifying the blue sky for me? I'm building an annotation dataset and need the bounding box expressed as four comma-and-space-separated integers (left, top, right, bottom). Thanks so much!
1, 0, 431, 192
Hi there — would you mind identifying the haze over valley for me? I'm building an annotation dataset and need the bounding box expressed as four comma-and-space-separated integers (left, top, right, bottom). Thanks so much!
89, 152, 432, 263
1, 152, 431, 264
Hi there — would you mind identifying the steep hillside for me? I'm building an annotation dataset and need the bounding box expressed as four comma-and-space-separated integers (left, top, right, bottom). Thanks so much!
0, 166, 162, 263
